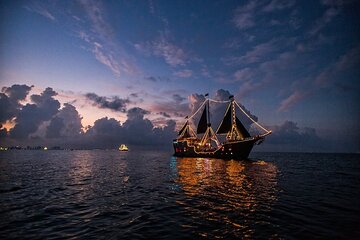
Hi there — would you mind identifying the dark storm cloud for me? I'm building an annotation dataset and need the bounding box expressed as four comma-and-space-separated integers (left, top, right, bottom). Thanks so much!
82, 107, 176, 148
126, 107, 150, 120
123, 107, 176, 146
0, 93, 13, 123
122, 108, 155, 144
46, 103, 83, 138
85, 93, 130, 112
57, 103, 83, 137
10, 87, 60, 138
46, 116, 64, 138
2, 84, 33, 103
0, 84, 33, 123
261, 121, 328, 152
83, 117, 123, 148
0, 85, 177, 148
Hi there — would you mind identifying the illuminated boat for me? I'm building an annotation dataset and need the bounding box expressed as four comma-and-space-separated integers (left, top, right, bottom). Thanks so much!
173, 95, 271, 159
119, 144, 129, 151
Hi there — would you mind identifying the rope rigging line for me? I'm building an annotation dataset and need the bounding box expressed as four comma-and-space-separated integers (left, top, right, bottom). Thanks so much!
187, 99, 207, 120
188, 98, 229, 120
234, 101, 271, 134
208, 99, 231, 103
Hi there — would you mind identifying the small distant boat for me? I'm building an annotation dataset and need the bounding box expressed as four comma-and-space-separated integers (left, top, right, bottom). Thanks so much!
119, 144, 129, 151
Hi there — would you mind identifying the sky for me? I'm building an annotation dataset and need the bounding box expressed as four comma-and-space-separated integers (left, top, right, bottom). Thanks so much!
0, 0, 359, 152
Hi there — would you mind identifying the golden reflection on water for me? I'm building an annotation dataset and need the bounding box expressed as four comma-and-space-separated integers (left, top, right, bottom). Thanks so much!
175, 157, 278, 238
67, 152, 96, 202
67, 151, 128, 202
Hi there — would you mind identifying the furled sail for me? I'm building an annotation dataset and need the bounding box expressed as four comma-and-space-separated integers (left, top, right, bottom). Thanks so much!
197, 105, 208, 134
216, 103, 232, 134
235, 116, 250, 138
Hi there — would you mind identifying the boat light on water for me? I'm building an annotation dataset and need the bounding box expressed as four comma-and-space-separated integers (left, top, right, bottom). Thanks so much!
119, 144, 129, 151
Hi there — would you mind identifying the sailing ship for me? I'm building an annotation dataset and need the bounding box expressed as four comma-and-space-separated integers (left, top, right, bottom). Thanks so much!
173, 95, 271, 159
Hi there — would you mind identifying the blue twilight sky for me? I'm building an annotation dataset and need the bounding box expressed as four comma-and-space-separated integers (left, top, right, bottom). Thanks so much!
0, 0, 359, 151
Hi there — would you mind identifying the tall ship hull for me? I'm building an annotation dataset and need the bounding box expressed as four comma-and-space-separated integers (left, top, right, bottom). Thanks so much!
173, 94, 271, 160
173, 137, 261, 159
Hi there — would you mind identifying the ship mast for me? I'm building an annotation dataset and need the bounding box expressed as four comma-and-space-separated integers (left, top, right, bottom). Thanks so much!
216, 95, 251, 141
198, 94, 219, 147
227, 96, 243, 141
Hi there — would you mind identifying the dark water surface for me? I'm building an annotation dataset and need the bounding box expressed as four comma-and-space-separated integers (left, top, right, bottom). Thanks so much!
0, 150, 359, 239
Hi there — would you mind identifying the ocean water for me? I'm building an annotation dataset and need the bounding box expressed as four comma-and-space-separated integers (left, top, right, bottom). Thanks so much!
0, 150, 359, 239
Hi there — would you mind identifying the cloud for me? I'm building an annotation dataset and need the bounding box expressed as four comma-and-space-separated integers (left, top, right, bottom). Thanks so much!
222, 39, 278, 65
223, 35, 256, 49
92, 44, 121, 77
233, 1, 261, 29
73, 0, 139, 77
130, 93, 139, 98
217, 67, 263, 98
315, 45, 360, 86
0, 85, 177, 148
144, 76, 170, 82
149, 96, 189, 120
46, 117, 64, 138
145, 76, 157, 82
126, 107, 150, 120
0, 84, 33, 123
308, 0, 357, 36
321, 0, 355, 7
0, 124, 7, 138
309, 7, 340, 36
81, 112, 176, 149
2, 84, 33, 103
85, 93, 130, 112
77, 0, 113, 40
46, 103, 83, 138
172, 94, 186, 103
238, 80, 263, 99
174, 69, 193, 78
10, 87, 60, 138
278, 90, 308, 112
261, 120, 327, 152
234, 68, 255, 82
152, 37, 187, 66
233, 0, 295, 30
259, 50, 297, 75
158, 112, 171, 118
262, 0, 295, 12
134, 34, 188, 67
24, 3, 56, 21
249, 39, 287, 62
